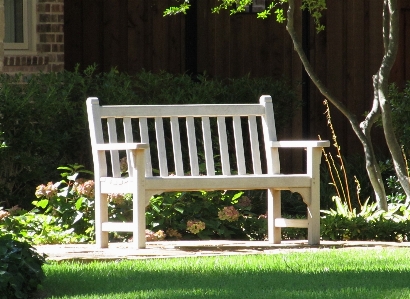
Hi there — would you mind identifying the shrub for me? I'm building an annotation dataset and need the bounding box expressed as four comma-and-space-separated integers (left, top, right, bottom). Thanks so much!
0, 67, 298, 210
388, 82, 410, 155
145, 190, 267, 241
0, 234, 46, 299
321, 196, 410, 242
0, 164, 95, 244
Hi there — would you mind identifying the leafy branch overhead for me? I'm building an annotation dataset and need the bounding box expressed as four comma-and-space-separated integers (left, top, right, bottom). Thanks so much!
164, 0, 326, 32
165, 0, 408, 211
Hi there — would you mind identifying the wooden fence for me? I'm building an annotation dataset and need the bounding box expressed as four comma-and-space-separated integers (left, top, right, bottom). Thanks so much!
65, 0, 410, 167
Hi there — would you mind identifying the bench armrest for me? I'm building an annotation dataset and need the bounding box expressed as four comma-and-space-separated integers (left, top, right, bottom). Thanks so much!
269, 140, 330, 148
94, 143, 149, 151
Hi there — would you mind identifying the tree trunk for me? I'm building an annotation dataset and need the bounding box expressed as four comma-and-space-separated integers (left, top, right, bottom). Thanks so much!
377, 0, 410, 204
286, 0, 388, 210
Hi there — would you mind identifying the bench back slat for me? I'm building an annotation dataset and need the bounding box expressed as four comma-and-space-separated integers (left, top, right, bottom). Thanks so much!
248, 115, 262, 175
170, 116, 184, 176
186, 116, 200, 176
107, 117, 121, 178
233, 116, 246, 175
87, 95, 280, 179
261, 99, 280, 174
139, 117, 152, 176
217, 116, 231, 175
123, 117, 134, 177
202, 117, 215, 176
155, 117, 168, 176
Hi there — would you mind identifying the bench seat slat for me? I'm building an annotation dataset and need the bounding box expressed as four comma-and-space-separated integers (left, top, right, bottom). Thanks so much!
100, 174, 311, 194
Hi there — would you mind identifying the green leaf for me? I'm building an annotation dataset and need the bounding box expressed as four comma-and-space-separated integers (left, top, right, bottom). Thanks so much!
32, 199, 49, 209
75, 197, 84, 210
174, 206, 184, 214
232, 191, 244, 201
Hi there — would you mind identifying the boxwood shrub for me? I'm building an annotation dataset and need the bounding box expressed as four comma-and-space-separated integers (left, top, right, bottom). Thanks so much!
0, 234, 46, 299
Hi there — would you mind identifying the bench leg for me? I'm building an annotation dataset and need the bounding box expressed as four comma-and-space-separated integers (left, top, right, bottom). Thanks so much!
132, 192, 146, 249
132, 149, 146, 249
307, 186, 320, 245
307, 147, 322, 245
95, 193, 109, 248
268, 188, 281, 244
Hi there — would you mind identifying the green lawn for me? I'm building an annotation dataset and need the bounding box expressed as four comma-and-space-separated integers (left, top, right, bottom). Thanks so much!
37, 248, 410, 299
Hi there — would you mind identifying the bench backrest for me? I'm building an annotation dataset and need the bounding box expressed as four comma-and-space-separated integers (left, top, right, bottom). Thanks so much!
87, 95, 280, 178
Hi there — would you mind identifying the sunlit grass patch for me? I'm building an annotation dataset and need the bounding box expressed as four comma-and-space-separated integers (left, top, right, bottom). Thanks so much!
38, 248, 410, 299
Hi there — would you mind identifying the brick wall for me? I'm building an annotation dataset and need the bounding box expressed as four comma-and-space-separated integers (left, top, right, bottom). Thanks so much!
2, 0, 64, 74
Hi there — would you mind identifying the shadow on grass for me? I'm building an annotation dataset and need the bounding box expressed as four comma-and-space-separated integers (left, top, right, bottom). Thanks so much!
40, 255, 410, 299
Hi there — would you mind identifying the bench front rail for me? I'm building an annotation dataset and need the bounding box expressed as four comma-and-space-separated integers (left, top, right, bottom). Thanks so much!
87, 95, 330, 248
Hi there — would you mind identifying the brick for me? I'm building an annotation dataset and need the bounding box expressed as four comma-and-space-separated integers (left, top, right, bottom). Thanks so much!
56, 53, 64, 62
50, 44, 64, 53
37, 24, 52, 33
37, 44, 51, 53
51, 24, 64, 32
38, 4, 51, 13
39, 14, 50, 22
40, 14, 60, 23
49, 54, 56, 63
56, 34, 64, 43
40, 33, 56, 43
51, 4, 63, 13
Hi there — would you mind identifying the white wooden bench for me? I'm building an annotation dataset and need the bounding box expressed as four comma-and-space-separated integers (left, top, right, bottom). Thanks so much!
87, 95, 330, 249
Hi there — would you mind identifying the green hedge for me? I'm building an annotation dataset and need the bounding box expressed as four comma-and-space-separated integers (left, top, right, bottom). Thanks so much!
0, 234, 46, 299
0, 66, 298, 209
388, 82, 410, 155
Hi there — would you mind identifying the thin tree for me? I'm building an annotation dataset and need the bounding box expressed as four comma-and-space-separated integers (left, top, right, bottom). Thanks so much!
165, 0, 410, 210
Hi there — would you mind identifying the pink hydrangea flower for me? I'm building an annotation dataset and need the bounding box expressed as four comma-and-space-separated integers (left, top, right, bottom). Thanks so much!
35, 182, 58, 199
186, 220, 206, 234
75, 180, 95, 198
218, 206, 240, 222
